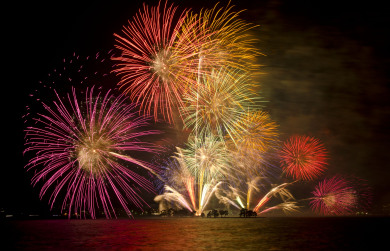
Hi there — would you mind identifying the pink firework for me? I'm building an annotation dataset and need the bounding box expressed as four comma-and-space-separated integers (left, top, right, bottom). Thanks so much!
112, 1, 202, 123
310, 176, 357, 215
24, 87, 160, 218
280, 135, 328, 180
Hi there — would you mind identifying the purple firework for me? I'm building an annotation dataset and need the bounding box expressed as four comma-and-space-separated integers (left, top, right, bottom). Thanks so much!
24, 87, 160, 218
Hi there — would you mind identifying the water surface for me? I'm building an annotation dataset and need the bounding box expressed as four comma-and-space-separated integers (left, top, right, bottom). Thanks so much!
3, 217, 388, 250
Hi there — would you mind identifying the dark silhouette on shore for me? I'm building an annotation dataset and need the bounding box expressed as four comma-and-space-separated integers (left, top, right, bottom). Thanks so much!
239, 208, 257, 217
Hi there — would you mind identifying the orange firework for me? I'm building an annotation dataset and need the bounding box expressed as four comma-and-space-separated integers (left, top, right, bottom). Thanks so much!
231, 110, 279, 154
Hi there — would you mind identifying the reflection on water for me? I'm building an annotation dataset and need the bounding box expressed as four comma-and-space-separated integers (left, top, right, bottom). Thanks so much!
3, 217, 388, 250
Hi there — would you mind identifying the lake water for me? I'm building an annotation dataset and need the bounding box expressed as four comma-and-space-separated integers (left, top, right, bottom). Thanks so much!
2, 217, 388, 250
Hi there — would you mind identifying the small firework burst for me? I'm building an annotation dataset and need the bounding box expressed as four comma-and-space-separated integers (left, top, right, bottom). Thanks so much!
310, 176, 357, 215
280, 135, 328, 180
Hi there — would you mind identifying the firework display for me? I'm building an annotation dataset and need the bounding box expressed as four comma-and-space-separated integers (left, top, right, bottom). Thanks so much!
23, 0, 373, 218
24, 87, 160, 218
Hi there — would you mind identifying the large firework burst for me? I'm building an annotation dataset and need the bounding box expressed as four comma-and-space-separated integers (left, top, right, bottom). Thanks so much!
24, 87, 160, 218
112, 1, 203, 123
280, 135, 328, 180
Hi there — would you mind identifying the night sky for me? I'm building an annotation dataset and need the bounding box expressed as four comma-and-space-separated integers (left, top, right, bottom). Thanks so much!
3, 0, 390, 215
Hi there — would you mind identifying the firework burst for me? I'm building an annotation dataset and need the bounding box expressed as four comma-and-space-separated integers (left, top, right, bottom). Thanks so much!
24, 87, 160, 218
231, 110, 279, 154
280, 135, 328, 180
182, 68, 259, 143
183, 134, 231, 182
184, 1, 261, 74
112, 0, 204, 123
310, 176, 358, 215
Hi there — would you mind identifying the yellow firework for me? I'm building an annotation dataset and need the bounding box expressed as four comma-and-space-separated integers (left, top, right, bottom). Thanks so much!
183, 1, 262, 75
181, 68, 260, 142
231, 110, 279, 154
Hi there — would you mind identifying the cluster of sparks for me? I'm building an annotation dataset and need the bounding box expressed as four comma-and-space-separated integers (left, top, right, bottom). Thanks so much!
23, 0, 372, 218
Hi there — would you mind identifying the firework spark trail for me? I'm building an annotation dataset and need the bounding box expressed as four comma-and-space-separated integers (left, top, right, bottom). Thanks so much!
258, 201, 300, 215
216, 183, 252, 210
154, 185, 194, 212
310, 176, 358, 215
253, 182, 295, 213
245, 176, 264, 209
156, 152, 197, 211
218, 176, 269, 210
24, 87, 160, 218
280, 135, 328, 180
113, 0, 206, 123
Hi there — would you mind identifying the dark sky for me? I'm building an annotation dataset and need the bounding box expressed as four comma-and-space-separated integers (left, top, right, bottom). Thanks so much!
3, 0, 390, 214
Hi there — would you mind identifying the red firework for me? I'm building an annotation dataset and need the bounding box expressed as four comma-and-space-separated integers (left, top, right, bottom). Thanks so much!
112, 1, 202, 123
280, 135, 328, 180
310, 176, 357, 215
